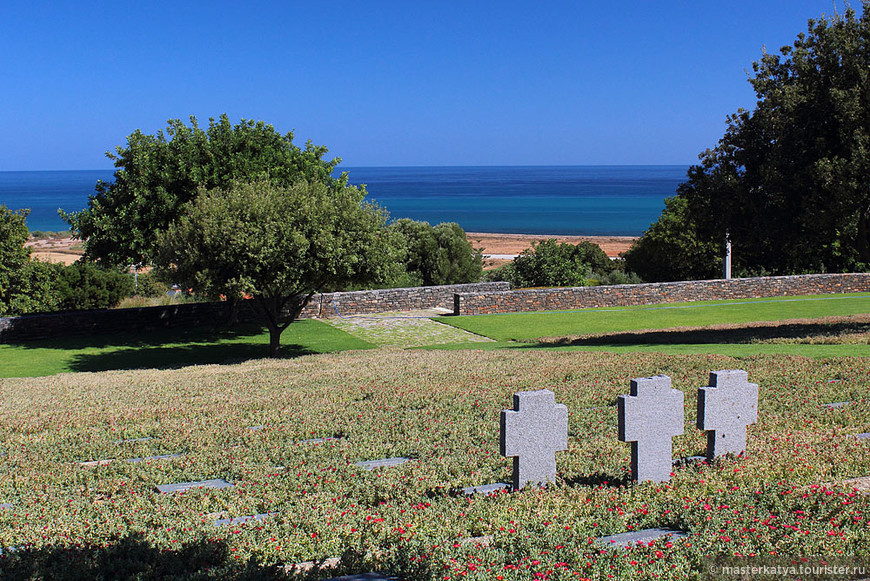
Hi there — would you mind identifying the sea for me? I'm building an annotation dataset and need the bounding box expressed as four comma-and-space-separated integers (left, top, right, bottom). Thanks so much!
0, 166, 688, 236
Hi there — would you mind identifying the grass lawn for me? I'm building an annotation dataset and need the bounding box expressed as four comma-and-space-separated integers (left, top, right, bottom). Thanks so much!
0, 319, 375, 378
431, 293, 870, 357
1, 350, 868, 579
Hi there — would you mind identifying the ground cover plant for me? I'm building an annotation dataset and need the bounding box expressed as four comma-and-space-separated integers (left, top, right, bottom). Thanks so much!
0, 320, 374, 378
1, 349, 869, 579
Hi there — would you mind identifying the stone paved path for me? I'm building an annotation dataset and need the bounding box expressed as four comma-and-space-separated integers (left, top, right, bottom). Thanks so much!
324, 309, 494, 348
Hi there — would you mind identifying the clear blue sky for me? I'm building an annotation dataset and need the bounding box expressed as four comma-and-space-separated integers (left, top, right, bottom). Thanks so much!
0, 1, 854, 170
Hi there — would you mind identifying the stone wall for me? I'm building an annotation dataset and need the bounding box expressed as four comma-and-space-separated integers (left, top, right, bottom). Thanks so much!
301, 282, 509, 318
0, 282, 510, 344
454, 274, 870, 316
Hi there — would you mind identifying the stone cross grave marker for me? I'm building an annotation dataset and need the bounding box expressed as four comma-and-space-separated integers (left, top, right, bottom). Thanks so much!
618, 375, 684, 483
697, 369, 758, 460
500, 389, 568, 490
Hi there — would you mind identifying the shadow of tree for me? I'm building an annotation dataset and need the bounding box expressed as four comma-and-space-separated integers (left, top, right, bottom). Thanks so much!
8, 323, 322, 372
526, 319, 870, 348
0, 533, 282, 580
66, 342, 315, 373
14, 324, 267, 351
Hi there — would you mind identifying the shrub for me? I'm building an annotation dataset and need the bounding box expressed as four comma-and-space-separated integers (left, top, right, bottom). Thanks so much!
132, 271, 168, 298
508, 239, 612, 288
389, 219, 482, 286
594, 268, 644, 286
54, 262, 134, 311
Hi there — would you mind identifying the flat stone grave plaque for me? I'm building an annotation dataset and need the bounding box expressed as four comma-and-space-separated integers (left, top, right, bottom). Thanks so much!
697, 369, 758, 460
247, 425, 264, 431
596, 528, 686, 548
214, 512, 275, 526
355, 457, 410, 470
156, 479, 234, 494
673, 455, 706, 467
458, 535, 493, 547
115, 437, 154, 444
500, 389, 568, 490
299, 437, 337, 445
127, 453, 184, 463
462, 482, 511, 496
0, 503, 11, 509
81, 452, 184, 467
618, 375, 684, 483
856, 433, 870, 440
823, 401, 852, 409
323, 574, 397, 581
80, 459, 115, 467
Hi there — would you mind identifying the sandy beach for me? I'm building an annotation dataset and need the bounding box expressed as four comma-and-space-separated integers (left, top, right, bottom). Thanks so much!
24, 236, 84, 265
467, 232, 636, 270
467, 232, 635, 257
24, 233, 638, 267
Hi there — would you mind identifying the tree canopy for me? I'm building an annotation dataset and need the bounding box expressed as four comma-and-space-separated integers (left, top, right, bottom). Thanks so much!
389, 219, 482, 286
627, 3, 870, 280
64, 115, 341, 267
157, 179, 400, 357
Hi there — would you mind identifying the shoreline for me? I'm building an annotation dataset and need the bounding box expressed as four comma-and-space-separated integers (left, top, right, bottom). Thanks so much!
24, 233, 639, 267
466, 232, 636, 258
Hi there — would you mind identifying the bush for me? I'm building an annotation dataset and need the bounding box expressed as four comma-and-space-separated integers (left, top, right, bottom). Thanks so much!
132, 271, 168, 298
389, 219, 482, 286
594, 268, 644, 286
53, 262, 134, 311
508, 239, 601, 288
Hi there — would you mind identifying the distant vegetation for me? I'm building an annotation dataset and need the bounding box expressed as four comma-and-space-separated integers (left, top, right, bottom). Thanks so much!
28, 230, 72, 240
485, 239, 640, 288
388, 219, 482, 287
1, 206, 143, 315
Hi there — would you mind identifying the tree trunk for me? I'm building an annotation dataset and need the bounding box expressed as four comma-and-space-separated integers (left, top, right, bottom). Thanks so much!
251, 292, 316, 358
268, 323, 281, 358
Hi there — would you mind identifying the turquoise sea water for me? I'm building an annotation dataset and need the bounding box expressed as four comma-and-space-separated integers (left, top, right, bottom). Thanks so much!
0, 166, 687, 235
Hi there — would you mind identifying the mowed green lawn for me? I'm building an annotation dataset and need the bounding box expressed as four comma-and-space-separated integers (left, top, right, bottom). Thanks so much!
0, 320, 374, 378
434, 293, 870, 357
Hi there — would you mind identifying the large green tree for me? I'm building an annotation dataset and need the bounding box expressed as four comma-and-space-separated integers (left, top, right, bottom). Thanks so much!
157, 179, 400, 357
630, 3, 870, 280
64, 115, 341, 267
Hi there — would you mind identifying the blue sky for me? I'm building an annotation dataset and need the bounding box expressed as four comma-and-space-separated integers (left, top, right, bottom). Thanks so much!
0, 1, 853, 170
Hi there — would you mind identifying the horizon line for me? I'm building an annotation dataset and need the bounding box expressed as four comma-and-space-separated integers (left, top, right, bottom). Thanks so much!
1, 163, 693, 173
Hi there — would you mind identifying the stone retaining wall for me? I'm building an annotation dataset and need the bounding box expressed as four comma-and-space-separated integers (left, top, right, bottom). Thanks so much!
0, 282, 510, 343
301, 282, 509, 318
453, 274, 870, 316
